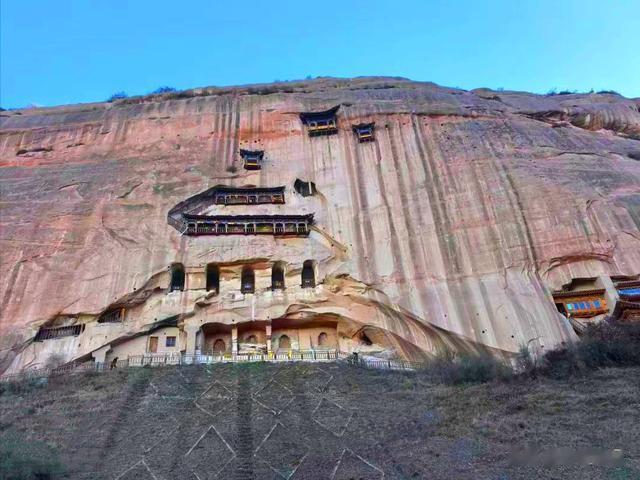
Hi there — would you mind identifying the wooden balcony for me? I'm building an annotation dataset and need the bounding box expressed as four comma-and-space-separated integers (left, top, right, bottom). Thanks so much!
181, 213, 314, 237
35, 324, 85, 342
213, 188, 285, 206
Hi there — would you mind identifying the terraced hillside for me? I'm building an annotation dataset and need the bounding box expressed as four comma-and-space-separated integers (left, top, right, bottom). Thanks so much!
1, 363, 639, 479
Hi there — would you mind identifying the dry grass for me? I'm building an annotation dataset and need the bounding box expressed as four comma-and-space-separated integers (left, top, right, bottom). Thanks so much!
1, 362, 639, 479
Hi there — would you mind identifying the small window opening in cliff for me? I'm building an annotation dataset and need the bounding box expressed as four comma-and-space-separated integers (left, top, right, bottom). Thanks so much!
241, 266, 255, 294
240, 149, 264, 170
300, 106, 339, 137
206, 263, 220, 294
352, 123, 375, 142
318, 332, 328, 347
272, 262, 286, 290
294, 179, 316, 197
301, 260, 316, 288
170, 264, 185, 292
359, 332, 373, 346
98, 308, 125, 324
213, 339, 226, 352
279, 335, 291, 350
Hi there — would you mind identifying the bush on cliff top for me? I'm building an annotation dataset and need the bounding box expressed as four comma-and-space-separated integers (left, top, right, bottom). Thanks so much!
151, 86, 177, 94
106, 91, 128, 102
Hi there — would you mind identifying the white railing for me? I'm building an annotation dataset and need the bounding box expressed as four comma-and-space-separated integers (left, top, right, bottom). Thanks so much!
0, 350, 421, 383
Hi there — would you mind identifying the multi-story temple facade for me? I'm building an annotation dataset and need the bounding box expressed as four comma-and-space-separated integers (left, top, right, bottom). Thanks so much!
1, 77, 639, 374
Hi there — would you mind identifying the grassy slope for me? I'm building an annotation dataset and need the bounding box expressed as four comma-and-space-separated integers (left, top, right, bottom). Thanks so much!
1, 363, 639, 480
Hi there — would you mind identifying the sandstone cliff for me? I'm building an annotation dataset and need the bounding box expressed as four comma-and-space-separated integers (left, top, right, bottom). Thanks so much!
1, 77, 639, 371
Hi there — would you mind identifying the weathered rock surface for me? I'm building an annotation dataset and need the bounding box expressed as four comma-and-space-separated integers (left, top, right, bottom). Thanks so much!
1, 77, 639, 371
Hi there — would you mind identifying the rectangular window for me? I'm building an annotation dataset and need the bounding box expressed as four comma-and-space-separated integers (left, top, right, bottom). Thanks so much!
166, 336, 176, 347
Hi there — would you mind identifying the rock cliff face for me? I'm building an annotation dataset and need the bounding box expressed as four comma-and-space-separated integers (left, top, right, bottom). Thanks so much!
1, 77, 639, 371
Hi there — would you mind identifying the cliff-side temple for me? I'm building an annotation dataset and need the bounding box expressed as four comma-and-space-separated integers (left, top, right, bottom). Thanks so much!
1, 77, 639, 374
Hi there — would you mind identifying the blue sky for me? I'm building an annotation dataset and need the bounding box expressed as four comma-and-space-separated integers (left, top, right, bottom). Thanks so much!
1, 0, 639, 108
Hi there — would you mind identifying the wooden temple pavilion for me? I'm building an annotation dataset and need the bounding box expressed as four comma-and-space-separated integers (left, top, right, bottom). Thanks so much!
352, 122, 375, 142
240, 149, 264, 170
300, 106, 340, 137
180, 213, 314, 236
212, 186, 285, 205
612, 279, 640, 323
552, 289, 608, 318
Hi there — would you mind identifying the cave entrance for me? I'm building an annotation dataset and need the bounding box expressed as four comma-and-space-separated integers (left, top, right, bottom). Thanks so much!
278, 335, 291, 350
170, 264, 185, 292
301, 260, 316, 288
272, 262, 285, 290
294, 179, 316, 197
206, 263, 220, 294
241, 266, 255, 294
213, 339, 226, 352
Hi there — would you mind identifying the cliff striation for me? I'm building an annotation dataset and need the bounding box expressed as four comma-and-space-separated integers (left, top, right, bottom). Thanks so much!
1, 77, 639, 372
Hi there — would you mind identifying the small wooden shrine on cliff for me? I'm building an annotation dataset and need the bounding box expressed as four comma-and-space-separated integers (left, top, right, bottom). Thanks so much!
611, 279, 640, 323
352, 122, 375, 142
300, 106, 339, 137
240, 149, 264, 170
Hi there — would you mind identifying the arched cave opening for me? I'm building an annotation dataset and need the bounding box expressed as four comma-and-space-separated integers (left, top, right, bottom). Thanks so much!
206, 263, 220, 293
272, 262, 285, 290
294, 179, 316, 197
301, 260, 316, 288
278, 335, 291, 350
359, 332, 373, 346
170, 264, 185, 292
241, 266, 255, 294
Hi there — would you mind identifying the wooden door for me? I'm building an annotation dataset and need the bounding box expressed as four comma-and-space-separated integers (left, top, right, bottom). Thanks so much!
149, 336, 158, 353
